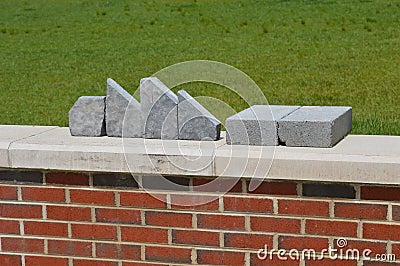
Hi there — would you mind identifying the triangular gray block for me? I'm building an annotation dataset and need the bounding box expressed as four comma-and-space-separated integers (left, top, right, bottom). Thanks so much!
69, 96, 106, 137
106, 78, 142, 138
177, 90, 221, 141
140, 77, 178, 140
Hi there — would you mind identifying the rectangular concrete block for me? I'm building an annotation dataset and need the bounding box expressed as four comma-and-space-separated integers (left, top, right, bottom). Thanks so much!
69, 96, 106, 137
106, 78, 142, 138
226, 105, 300, 146
278, 106, 352, 147
140, 77, 178, 140
177, 90, 221, 141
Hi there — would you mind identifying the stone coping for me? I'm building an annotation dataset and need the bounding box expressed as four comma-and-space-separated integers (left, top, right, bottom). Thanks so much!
0, 125, 399, 185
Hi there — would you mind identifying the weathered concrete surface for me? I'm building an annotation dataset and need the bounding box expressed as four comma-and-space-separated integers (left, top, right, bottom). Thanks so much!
226, 105, 300, 146
0, 125, 58, 167
177, 90, 221, 141
8, 127, 222, 176
106, 78, 142, 138
214, 134, 400, 183
140, 77, 178, 140
69, 96, 106, 137
278, 106, 352, 147
2, 126, 399, 184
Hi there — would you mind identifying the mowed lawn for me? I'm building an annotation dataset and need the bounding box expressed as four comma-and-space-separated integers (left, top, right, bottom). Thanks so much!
0, 0, 399, 135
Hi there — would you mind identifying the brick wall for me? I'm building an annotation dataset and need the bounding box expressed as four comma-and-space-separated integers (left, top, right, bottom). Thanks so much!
0, 170, 400, 265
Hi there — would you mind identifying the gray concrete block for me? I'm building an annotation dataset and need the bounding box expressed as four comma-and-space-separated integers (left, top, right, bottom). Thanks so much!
69, 96, 106, 137
177, 90, 221, 141
106, 78, 142, 138
226, 105, 300, 146
278, 106, 352, 147
140, 77, 178, 140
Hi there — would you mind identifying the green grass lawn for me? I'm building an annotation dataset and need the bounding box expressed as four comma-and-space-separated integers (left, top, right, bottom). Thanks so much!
0, 0, 399, 135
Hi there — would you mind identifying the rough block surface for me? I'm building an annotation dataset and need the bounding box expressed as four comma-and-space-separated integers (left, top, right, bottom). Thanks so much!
140, 77, 178, 140
226, 105, 300, 146
69, 96, 106, 137
278, 106, 352, 147
177, 90, 221, 141
106, 78, 142, 138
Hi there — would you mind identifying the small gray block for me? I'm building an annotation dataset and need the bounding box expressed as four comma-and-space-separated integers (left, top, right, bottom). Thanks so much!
278, 106, 352, 147
69, 96, 106, 137
177, 90, 221, 141
140, 77, 178, 139
226, 105, 300, 146
106, 78, 142, 138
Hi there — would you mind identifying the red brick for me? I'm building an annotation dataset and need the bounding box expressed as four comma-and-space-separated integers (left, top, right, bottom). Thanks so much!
173, 229, 219, 246
0, 186, 17, 200
48, 239, 92, 257
392, 243, 400, 259
171, 194, 219, 211
46, 172, 89, 186
251, 217, 301, 233
248, 181, 298, 195
392, 205, 400, 221
363, 223, 400, 241
306, 258, 357, 266
72, 224, 117, 240
25, 221, 68, 237
278, 236, 329, 251
197, 250, 245, 265
70, 189, 115, 205
0, 204, 42, 219
335, 203, 387, 220
361, 186, 400, 201
306, 219, 358, 237
121, 227, 168, 243
197, 213, 245, 230
146, 246, 192, 264
73, 259, 118, 266
333, 239, 386, 256
96, 243, 141, 260
278, 199, 329, 217
2, 237, 44, 253
25, 256, 68, 266
22, 187, 65, 202
120, 191, 166, 209
363, 262, 400, 266
123, 263, 168, 266
47, 205, 91, 221
0, 219, 20, 234
0, 254, 21, 266
225, 233, 273, 249
251, 253, 299, 266
193, 178, 242, 193
96, 208, 141, 224
224, 196, 273, 213
145, 211, 192, 228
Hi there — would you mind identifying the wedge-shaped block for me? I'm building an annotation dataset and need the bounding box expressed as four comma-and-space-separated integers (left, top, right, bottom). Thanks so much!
177, 90, 221, 141
69, 96, 106, 137
106, 78, 142, 138
140, 77, 178, 140
278, 106, 352, 147
226, 105, 300, 146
